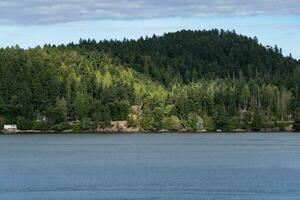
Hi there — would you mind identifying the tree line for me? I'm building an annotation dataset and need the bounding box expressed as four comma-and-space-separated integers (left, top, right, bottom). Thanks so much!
0, 29, 299, 131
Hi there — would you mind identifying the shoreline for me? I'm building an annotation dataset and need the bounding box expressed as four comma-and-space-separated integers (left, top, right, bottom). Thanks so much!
0, 129, 297, 135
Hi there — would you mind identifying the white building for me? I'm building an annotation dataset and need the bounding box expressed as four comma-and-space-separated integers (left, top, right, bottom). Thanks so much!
4, 125, 18, 132
36, 115, 48, 122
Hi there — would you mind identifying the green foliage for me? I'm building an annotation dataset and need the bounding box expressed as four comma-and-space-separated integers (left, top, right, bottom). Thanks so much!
275, 121, 293, 131
294, 123, 300, 132
203, 115, 216, 131
55, 98, 68, 122
102, 71, 112, 88
53, 122, 72, 132
127, 115, 139, 128
185, 114, 204, 131
46, 97, 67, 124
90, 100, 111, 123
139, 97, 166, 131
294, 108, 300, 131
16, 117, 33, 130
164, 116, 182, 131
140, 115, 155, 131
251, 111, 269, 131
71, 123, 81, 132
32, 121, 50, 131
91, 30, 299, 86
108, 101, 130, 121
152, 107, 165, 130
75, 92, 89, 120
0, 29, 299, 132
80, 117, 94, 130
0, 117, 5, 130
225, 117, 242, 131
213, 104, 229, 130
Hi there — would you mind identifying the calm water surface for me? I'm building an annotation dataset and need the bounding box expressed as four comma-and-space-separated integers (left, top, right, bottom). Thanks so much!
0, 133, 300, 200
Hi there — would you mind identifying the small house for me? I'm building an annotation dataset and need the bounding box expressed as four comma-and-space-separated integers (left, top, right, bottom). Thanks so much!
4, 125, 18, 133
36, 115, 48, 122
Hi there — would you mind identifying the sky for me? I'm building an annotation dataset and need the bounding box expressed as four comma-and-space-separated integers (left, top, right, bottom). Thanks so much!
0, 0, 299, 58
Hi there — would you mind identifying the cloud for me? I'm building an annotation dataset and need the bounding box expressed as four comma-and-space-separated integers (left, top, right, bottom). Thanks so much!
0, 0, 299, 25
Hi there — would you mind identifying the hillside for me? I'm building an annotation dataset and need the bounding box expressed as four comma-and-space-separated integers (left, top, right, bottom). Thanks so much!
0, 30, 300, 132
75, 30, 299, 88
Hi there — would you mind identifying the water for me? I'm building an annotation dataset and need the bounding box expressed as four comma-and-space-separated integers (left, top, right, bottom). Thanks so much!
0, 133, 300, 200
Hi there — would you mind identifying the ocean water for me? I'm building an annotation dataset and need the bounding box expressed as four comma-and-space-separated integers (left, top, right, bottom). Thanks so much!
0, 133, 300, 200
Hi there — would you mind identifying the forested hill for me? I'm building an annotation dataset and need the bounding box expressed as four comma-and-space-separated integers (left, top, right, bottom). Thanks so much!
0, 29, 300, 132
73, 30, 299, 87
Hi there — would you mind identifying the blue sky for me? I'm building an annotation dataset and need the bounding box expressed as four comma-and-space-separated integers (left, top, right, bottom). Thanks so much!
0, 0, 299, 58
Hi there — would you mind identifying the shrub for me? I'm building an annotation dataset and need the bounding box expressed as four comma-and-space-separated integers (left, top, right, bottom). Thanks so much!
71, 123, 81, 132
203, 115, 216, 131
251, 111, 274, 131
294, 108, 300, 132
185, 114, 204, 131
32, 121, 50, 131
295, 122, 300, 132
276, 121, 293, 131
80, 117, 94, 130
127, 115, 139, 128
163, 116, 181, 131
53, 122, 72, 132
16, 117, 33, 130
0, 117, 4, 131
140, 115, 155, 131
225, 117, 242, 131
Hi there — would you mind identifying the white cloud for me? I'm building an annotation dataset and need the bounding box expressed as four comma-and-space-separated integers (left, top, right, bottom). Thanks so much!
0, 0, 299, 25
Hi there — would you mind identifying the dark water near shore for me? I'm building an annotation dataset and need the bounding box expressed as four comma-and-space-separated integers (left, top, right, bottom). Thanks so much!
1, 133, 300, 200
